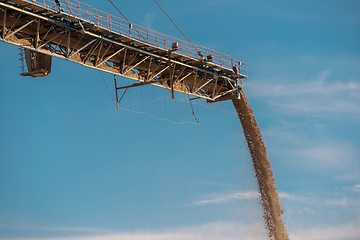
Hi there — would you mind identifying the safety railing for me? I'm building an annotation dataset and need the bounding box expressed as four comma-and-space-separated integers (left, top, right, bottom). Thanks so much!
26, 0, 247, 76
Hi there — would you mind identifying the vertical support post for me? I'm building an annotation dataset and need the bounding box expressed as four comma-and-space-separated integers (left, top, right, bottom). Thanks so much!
171, 81, 175, 99
168, 50, 175, 99
66, 31, 71, 57
211, 76, 219, 98
191, 70, 198, 93
114, 74, 119, 108
35, 19, 40, 49
121, 48, 127, 74
2, 8, 6, 39
146, 56, 153, 82
128, 23, 132, 36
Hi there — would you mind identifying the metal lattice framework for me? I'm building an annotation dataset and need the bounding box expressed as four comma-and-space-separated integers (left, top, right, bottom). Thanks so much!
0, 0, 247, 102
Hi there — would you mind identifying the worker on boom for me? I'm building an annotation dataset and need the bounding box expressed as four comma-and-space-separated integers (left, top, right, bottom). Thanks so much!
55, 0, 63, 13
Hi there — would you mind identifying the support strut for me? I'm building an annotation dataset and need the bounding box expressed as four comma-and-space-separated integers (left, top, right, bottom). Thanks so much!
114, 74, 119, 108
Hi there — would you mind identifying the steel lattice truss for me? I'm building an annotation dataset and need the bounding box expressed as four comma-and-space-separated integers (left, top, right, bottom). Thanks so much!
0, 0, 247, 102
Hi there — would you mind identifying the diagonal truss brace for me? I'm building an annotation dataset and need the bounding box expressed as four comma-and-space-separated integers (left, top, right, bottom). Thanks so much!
5, 19, 36, 40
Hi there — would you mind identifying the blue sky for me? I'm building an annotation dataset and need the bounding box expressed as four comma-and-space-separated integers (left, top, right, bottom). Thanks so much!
0, 0, 359, 239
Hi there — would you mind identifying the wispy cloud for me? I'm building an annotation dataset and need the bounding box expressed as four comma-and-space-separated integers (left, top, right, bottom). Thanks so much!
297, 207, 316, 215
188, 190, 301, 206
246, 70, 360, 117
187, 179, 235, 188
0, 222, 266, 240
279, 191, 356, 208
271, 99, 360, 115
290, 222, 360, 240
324, 197, 349, 207
279, 192, 298, 201
248, 70, 360, 97
189, 191, 259, 206
4, 221, 360, 240
266, 127, 358, 172
0, 225, 111, 236
349, 184, 360, 193
294, 144, 355, 169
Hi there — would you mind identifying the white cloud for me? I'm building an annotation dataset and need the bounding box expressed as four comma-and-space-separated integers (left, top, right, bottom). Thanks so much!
297, 146, 343, 165
263, 122, 359, 180
279, 192, 298, 201
297, 208, 315, 215
350, 184, 360, 193
293, 143, 356, 170
188, 190, 301, 206
246, 70, 360, 117
5, 221, 360, 240
247, 70, 360, 97
286, 192, 359, 209
187, 179, 235, 188
271, 99, 360, 115
0, 225, 110, 234
290, 222, 360, 240
324, 197, 349, 207
0, 222, 266, 240
189, 191, 260, 206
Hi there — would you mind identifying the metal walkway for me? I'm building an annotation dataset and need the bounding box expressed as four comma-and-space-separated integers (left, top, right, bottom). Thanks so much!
0, 0, 247, 102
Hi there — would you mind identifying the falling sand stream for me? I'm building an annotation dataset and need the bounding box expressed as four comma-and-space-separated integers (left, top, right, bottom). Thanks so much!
232, 91, 289, 240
